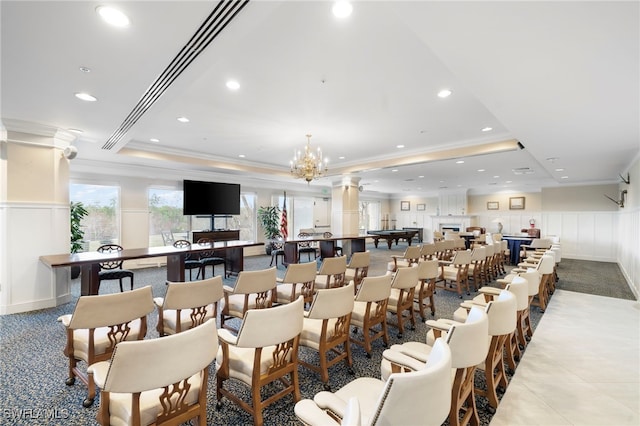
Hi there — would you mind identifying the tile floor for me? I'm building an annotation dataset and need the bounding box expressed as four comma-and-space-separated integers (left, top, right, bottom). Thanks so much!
491, 290, 640, 425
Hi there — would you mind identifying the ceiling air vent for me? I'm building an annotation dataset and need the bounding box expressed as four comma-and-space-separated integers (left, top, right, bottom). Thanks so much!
102, 0, 249, 150
512, 167, 535, 175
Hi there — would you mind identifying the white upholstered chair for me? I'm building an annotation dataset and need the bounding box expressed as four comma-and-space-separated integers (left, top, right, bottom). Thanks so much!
420, 242, 437, 260
295, 338, 452, 426
453, 290, 517, 409
273, 261, 317, 305
350, 274, 393, 358
299, 283, 355, 389
89, 319, 218, 425
438, 249, 472, 298
154, 276, 224, 336
57, 285, 154, 407
315, 255, 347, 289
344, 251, 370, 292
387, 245, 421, 272
216, 296, 304, 426
387, 266, 418, 338
414, 259, 438, 320
380, 306, 489, 426
467, 246, 487, 291
220, 267, 277, 331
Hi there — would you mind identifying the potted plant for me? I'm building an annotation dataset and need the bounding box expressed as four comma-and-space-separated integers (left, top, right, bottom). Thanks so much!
257, 205, 281, 254
70, 201, 88, 278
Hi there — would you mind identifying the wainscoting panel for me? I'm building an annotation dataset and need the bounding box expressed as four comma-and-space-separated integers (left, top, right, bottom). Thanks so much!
616, 207, 639, 297
1, 202, 71, 314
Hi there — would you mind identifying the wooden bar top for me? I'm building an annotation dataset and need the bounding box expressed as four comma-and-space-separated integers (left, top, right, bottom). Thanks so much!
40, 240, 263, 268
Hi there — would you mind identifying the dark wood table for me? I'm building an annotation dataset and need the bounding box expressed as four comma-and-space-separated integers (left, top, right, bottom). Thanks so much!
367, 230, 418, 249
282, 234, 368, 266
40, 240, 263, 296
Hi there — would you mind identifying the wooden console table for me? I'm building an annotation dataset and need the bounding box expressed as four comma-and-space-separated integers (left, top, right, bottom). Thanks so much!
282, 234, 368, 266
40, 240, 262, 296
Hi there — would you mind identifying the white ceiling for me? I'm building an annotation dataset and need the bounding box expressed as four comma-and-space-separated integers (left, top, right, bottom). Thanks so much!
2, 1, 638, 196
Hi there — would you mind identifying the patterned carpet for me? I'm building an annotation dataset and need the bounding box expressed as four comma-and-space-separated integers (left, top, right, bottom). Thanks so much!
0, 243, 632, 425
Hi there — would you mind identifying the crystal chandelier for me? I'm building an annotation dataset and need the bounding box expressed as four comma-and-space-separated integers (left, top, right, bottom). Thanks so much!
290, 134, 328, 183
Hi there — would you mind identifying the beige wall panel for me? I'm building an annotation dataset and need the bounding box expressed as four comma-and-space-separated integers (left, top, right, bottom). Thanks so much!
542, 184, 619, 211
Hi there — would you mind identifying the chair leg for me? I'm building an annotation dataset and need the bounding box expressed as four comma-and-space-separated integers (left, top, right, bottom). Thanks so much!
129, 276, 133, 291
119, 278, 124, 293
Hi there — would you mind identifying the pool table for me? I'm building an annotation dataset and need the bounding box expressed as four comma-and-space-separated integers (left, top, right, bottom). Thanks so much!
368, 229, 418, 249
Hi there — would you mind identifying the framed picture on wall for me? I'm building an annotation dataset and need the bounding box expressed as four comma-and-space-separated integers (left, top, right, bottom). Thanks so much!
487, 201, 499, 210
509, 197, 525, 210
417, 203, 426, 211
401, 201, 410, 211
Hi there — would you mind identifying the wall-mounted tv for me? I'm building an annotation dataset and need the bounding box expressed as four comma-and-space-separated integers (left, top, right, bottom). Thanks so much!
183, 180, 241, 216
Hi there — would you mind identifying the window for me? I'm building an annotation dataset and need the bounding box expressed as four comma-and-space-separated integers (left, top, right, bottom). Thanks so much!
359, 201, 381, 232
148, 188, 189, 246
70, 183, 120, 251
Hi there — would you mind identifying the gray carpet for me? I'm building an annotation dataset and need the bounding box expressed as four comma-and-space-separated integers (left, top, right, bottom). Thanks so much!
0, 244, 633, 425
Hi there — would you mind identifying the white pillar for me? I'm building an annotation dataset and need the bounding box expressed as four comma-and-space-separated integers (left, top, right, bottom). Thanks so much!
0, 121, 75, 313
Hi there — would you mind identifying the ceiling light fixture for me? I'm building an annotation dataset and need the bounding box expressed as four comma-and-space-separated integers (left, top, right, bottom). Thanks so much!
290, 134, 328, 183
68, 128, 83, 134
481, 127, 493, 132
456, 160, 464, 164
79, 66, 91, 73
177, 116, 190, 123
96, 6, 130, 27
437, 89, 452, 98
74, 92, 97, 102
332, 1, 353, 18
150, 138, 159, 142
226, 80, 240, 90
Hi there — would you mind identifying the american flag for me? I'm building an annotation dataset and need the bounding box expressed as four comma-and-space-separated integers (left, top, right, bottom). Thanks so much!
280, 192, 288, 239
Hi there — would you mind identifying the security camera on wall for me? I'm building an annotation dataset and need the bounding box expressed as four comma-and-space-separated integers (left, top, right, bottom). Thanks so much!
63, 146, 78, 160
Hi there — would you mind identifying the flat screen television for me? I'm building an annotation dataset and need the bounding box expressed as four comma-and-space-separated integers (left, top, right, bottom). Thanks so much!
183, 180, 241, 215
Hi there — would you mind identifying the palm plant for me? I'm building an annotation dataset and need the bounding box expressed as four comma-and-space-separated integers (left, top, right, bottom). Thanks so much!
257, 206, 281, 254
70, 201, 88, 254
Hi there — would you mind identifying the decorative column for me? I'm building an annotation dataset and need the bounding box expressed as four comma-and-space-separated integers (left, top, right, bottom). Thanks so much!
0, 121, 75, 314
331, 176, 361, 256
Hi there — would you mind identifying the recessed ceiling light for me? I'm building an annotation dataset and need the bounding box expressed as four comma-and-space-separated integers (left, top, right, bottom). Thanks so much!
437, 89, 452, 98
561, 176, 569, 179
477, 169, 486, 172
79, 66, 91, 73
332, 1, 353, 18
338, 156, 345, 160
481, 127, 493, 132
96, 6, 130, 27
493, 175, 500, 179
546, 157, 558, 162
238, 154, 246, 158
68, 128, 83, 134
391, 169, 398, 172
177, 116, 190, 123
505, 180, 512, 183
150, 138, 159, 143
555, 168, 564, 172
396, 144, 405, 149
418, 175, 424, 178
74, 92, 97, 102
226, 80, 240, 90
456, 160, 464, 164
